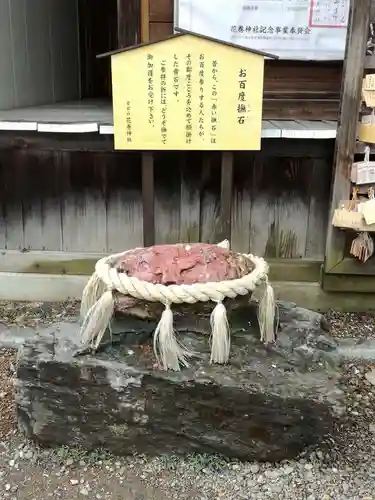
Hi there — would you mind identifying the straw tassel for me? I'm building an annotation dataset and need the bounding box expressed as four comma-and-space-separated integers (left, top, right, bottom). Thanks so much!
79, 289, 115, 350
210, 302, 230, 364
257, 278, 276, 344
80, 271, 106, 319
153, 304, 193, 371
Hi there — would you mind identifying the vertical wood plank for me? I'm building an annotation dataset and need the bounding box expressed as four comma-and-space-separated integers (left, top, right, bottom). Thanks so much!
269, 158, 309, 259
106, 152, 143, 252
49, 0, 80, 102
0, 0, 15, 109
306, 158, 331, 259
22, 151, 44, 250
140, 0, 150, 42
200, 154, 221, 243
231, 153, 252, 253
61, 152, 107, 252
180, 153, 200, 242
249, 156, 276, 257
117, 0, 141, 48
154, 153, 181, 244
21, 150, 63, 251
142, 152, 155, 247
40, 151, 63, 251
0, 151, 12, 249
23, 0, 54, 105
219, 152, 233, 242
325, 0, 371, 272
4, 150, 24, 250
8, 0, 28, 108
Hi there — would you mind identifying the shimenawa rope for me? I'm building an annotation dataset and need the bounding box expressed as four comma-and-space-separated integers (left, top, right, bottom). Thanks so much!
79, 240, 275, 371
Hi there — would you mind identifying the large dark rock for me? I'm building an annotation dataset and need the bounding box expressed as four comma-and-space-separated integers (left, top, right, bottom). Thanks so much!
14, 302, 344, 462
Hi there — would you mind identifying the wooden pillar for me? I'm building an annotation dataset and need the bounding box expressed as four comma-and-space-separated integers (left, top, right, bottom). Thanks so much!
117, 0, 141, 49
139, 0, 155, 247
140, 0, 150, 43
219, 152, 234, 242
142, 152, 155, 247
324, 0, 371, 273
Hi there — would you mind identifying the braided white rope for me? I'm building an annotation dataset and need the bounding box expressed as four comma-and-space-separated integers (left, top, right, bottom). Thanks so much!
79, 244, 275, 371
94, 249, 269, 304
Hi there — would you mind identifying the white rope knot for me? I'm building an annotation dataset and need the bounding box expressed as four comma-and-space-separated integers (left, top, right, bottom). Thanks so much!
79, 241, 275, 370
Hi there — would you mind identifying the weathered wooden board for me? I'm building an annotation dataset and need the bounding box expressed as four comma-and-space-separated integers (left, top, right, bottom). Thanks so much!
0, 148, 331, 259
325, 0, 371, 273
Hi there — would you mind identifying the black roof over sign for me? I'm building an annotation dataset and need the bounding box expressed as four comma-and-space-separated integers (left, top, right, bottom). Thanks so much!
97, 27, 278, 60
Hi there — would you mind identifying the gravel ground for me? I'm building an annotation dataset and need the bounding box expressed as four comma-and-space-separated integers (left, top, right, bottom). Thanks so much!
1, 302, 375, 499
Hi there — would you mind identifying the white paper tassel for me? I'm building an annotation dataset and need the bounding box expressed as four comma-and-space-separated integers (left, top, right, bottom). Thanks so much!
79, 290, 115, 350
257, 279, 276, 344
217, 239, 230, 250
80, 272, 106, 319
153, 304, 192, 371
210, 302, 231, 364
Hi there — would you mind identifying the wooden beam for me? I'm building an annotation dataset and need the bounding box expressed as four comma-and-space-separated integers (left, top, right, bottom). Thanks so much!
117, 0, 141, 49
0, 250, 322, 282
142, 152, 155, 247
324, 0, 371, 273
322, 273, 375, 293
326, 256, 375, 275
219, 152, 233, 242
140, 0, 150, 42
0, 132, 335, 155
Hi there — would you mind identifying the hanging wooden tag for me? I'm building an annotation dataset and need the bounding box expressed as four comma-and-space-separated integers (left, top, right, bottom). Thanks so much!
359, 188, 375, 225
360, 111, 375, 144
363, 75, 375, 106
350, 232, 374, 263
351, 146, 375, 185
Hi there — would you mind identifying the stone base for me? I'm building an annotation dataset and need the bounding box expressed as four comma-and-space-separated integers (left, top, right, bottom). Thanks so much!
14, 302, 344, 462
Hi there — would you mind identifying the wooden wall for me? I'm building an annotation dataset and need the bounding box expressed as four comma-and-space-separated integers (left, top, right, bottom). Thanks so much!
78, 0, 121, 99
0, 0, 80, 110
0, 148, 331, 259
145, 0, 342, 120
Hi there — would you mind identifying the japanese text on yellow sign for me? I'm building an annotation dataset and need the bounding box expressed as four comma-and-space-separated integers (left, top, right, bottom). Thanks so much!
111, 34, 265, 151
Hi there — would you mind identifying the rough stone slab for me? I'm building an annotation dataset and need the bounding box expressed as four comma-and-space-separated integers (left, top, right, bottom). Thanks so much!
14, 303, 345, 462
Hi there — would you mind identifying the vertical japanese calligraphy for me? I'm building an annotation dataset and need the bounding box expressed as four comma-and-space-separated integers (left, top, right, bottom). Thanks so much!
147, 54, 155, 126
309, 0, 349, 28
237, 69, 248, 125
185, 54, 193, 145
210, 60, 218, 145
160, 60, 167, 144
126, 101, 132, 143
111, 33, 265, 150
173, 54, 180, 98
198, 54, 205, 138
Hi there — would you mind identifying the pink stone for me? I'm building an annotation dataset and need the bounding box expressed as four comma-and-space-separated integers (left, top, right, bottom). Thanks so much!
115, 243, 254, 285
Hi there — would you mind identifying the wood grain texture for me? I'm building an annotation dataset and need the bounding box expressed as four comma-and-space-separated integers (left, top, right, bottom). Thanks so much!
142, 152, 155, 247
179, 154, 200, 242
154, 153, 181, 244
306, 159, 332, 259
149, 0, 173, 22
219, 152, 233, 242
141, 0, 150, 42
0, 0, 80, 109
325, 0, 371, 273
149, 21, 173, 42
79, 0, 117, 99
117, 0, 140, 48
0, 149, 331, 259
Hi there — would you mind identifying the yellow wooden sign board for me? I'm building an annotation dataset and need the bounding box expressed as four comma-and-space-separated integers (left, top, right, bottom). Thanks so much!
109, 33, 266, 151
